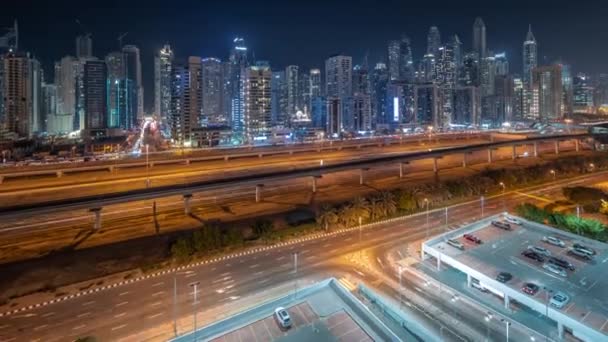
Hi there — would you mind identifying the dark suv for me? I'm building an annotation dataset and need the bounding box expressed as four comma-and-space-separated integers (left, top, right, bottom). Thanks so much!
548, 257, 575, 271
522, 250, 545, 262
496, 272, 513, 283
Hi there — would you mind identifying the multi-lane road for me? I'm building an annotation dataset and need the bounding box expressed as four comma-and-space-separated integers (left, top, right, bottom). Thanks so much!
1, 171, 604, 342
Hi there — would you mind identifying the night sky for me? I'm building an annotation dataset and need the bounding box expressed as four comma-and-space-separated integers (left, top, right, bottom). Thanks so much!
3, 0, 607, 111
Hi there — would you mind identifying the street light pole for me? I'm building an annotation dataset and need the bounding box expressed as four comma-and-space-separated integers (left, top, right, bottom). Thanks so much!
444, 207, 448, 228
358, 216, 363, 257
190, 281, 200, 341
424, 199, 430, 239
293, 252, 299, 299
481, 196, 485, 218
501, 319, 510, 342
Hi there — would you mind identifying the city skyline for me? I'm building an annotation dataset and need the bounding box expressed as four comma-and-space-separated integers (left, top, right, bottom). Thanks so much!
3, 0, 608, 111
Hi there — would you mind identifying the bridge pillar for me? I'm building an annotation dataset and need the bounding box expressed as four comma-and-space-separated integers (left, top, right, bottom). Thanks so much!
224, 155, 229, 161
533, 142, 539, 157
109, 165, 115, 173
575, 139, 580, 152
311, 176, 318, 193
289, 150, 294, 155
258, 153, 263, 158
462, 153, 467, 168
504, 294, 510, 309
255, 184, 264, 202
149, 162, 154, 168
433, 158, 439, 173
90, 208, 102, 230
554, 140, 559, 155
185, 159, 191, 165
467, 274, 472, 288
487, 149, 493, 164
557, 322, 564, 339
399, 163, 404, 178
359, 169, 365, 185
56, 170, 63, 178
183, 194, 192, 215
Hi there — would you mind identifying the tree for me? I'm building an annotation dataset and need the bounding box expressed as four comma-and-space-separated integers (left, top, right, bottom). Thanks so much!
378, 191, 397, 217
339, 204, 359, 227
316, 204, 338, 231
251, 219, 273, 238
368, 197, 383, 221
350, 196, 370, 221
396, 189, 417, 213
171, 237, 193, 262
600, 199, 608, 216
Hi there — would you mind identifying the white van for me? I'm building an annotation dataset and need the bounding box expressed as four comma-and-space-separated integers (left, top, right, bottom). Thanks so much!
447, 239, 464, 250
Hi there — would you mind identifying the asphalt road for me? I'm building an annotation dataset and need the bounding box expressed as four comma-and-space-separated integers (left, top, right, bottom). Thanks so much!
0, 140, 580, 265
0, 172, 603, 342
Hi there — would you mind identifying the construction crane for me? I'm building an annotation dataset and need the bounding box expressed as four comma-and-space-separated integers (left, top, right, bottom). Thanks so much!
117, 32, 128, 49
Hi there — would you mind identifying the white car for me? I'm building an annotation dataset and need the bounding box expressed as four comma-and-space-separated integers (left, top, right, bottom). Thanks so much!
550, 292, 570, 309
542, 236, 565, 247
504, 216, 521, 225
528, 245, 551, 256
543, 263, 567, 277
274, 307, 292, 329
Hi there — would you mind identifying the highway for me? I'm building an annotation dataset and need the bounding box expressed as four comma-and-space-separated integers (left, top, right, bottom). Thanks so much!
0, 140, 583, 267
0, 172, 603, 342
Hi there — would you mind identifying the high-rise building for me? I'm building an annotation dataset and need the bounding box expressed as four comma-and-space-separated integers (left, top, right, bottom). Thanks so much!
560, 63, 573, 117
76, 34, 92, 59
532, 65, 563, 121
243, 63, 272, 140
83, 59, 107, 135
494, 53, 509, 76
352, 94, 372, 131
454, 86, 480, 125
595, 74, 608, 108
271, 71, 287, 126
154, 45, 173, 130
326, 97, 342, 135
105, 51, 136, 129
414, 83, 440, 127
426, 26, 441, 57
573, 73, 594, 113
451, 35, 462, 72
493, 75, 514, 124
388, 35, 414, 82
388, 39, 400, 81
228, 37, 248, 133
435, 45, 456, 127
420, 53, 436, 82
513, 77, 524, 120
298, 71, 311, 116
201, 57, 224, 126
310, 69, 322, 97
122, 45, 143, 123
523, 25, 538, 118
42, 82, 66, 134
55, 56, 77, 130
2, 52, 41, 137
170, 56, 202, 145
473, 17, 487, 59
285, 65, 299, 122
459, 52, 479, 86
386, 81, 415, 127
370, 63, 389, 128
311, 96, 327, 129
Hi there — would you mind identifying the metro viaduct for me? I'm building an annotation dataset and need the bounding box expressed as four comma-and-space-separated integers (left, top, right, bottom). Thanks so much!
0, 133, 593, 230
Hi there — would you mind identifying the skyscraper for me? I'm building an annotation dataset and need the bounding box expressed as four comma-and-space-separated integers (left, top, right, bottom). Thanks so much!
532, 65, 563, 121
122, 45, 143, 123
435, 45, 456, 127
2, 52, 40, 137
414, 83, 440, 127
271, 71, 287, 126
83, 59, 107, 135
573, 73, 594, 113
55, 56, 77, 130
523, 25, 538, 118
76, 34, 92, 59
426, 26, 441, 57
494, 53, 509, 76
105, 51, 136, 129
228, 37, 248, 133
243, 63, 272, 140
285, 65, 299, 122
201, 57, 224, 126
454, 86, 480, 125
370, 63, 389, 127
473, 17, 487, 59
170, 56, 202, 145
459, 52, 479, 86
386, 81, 415, 127
309, 69, 322, 97
387, 35, 414, 82
387, 39, 400, 81
154, 44, 173, 130
325, 55, 352, 131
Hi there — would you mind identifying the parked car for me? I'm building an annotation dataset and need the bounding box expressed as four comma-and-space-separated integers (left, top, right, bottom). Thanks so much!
568, 248, 594, 261
496, 272, 513, 283
471, 281, 488, 293
446, 239, 465, 250
463, 234, 482, 244
573, 243, 596, 256
528, 245, 551, 257
550, 292, 570, 309
522, 250, 545, 262
548, 257, 575, 271
522, 283, 540, 295
504, 216, 521, 225
543, 263, 567, 277
274, 307, 292, 329
542, 236, 565, 247
491, 221, 511, 230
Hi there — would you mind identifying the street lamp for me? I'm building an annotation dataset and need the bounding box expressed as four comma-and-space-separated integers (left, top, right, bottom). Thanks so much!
499, 182, 506, 193
190, 281, 200, 341
424, 198, 430, 239
145, 144, 150, 188
564, 118, 572, 133
293, 252, 299, 299
173, 270, 194, 335
550, 169, 556, 180
500, 318, 511, 342
481, 195, 485, 218
589, 163, 595, 171
427, 126, 434, 142
485, 312, 493, 341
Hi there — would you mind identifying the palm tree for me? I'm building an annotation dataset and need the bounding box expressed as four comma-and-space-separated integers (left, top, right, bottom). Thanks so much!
368, 196, 382, 221
379, 191, 397, 217
317, 204, 338, 231
350, 196, 370, 222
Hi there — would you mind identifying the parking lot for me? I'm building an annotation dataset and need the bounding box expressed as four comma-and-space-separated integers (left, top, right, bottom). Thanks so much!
423, 214, 608, 340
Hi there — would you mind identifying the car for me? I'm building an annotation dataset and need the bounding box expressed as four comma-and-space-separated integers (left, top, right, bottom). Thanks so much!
550, 292, 570, 309
274, 307, 292, 329
446, 239, 464, 250
573, 243, 596, 256
522, 283, 540, 295
568, 248, 593, 261
543, 263, 567, 277
504, 216, 521, 225
528, 245, 551, 256
463, 234, 482, 244
471, 281, 488, 292
491, 221, 511, 230
496, 272, 513, 283
548, 257, 575, 271
522, 250, 545, 262
542, 236, 565, 247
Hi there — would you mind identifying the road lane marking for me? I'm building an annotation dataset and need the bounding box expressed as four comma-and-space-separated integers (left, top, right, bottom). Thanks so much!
147, 312, 164, 319
151, 301, 163, 307
33, 324, 48, 331
114, 312, 126, 318
41, 312, 55, 318
72, 324, 86, 330
115, 301, 129, 307
152, 281, 164, 287
77, 312, 91, 318
277, 256, 285, 261
249, 263, 259, 269
119, 291, 130, 296
82, 300, 95, 306
185, 272, 197, 278
253, 271, 264, 276
152, 291, 165, 297
111, 324, 127, 331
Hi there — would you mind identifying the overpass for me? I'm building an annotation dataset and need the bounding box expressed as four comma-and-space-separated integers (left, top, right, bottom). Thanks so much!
0, 132, 490, 183
0, 133, 593, 229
